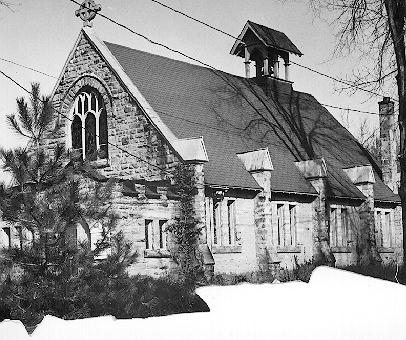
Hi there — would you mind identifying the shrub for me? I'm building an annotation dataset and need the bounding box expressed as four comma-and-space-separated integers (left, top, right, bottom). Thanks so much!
279, 260, 317, 283
0, 272, 209, 332
339, 263, 406, 284
211, 271, 276, 285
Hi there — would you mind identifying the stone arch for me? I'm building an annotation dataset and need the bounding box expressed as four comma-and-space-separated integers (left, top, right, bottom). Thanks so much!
60, 74, 114, 121
60, 75, 114, 160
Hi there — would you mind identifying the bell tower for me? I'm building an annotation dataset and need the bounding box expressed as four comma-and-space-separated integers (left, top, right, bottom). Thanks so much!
230, 21, 302, 82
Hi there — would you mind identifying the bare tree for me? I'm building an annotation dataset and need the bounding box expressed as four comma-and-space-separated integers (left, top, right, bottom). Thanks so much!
311, 0, 406, 261
0, 1, 19, 12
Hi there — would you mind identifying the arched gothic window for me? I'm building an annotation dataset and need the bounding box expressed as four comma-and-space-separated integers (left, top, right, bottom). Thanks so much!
70, 88, 108, 160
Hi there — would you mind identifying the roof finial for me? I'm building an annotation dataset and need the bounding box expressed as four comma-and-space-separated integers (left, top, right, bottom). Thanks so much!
75, 0, 102, 27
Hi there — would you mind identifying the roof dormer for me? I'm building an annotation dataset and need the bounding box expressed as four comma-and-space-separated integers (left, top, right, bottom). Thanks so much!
230, 20, 302, 81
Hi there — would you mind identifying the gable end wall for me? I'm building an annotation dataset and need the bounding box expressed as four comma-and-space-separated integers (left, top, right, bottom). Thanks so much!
48, 33, 179, 181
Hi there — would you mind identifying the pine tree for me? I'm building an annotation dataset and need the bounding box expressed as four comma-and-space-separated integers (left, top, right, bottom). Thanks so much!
0, 83, 136, 330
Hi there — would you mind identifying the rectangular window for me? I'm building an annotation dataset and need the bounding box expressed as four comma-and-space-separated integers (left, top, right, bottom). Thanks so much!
341, 208, 349, 246
274, 202, 299, 248
330, 207, 338, 247
159, 220, 167, 250
289, 205, 297, 246
145, 219, 168, 251
375, 209, 393, 249
376, 210, 383, 247
226, 200, 236, 245
145, 219, 153, 250
2, 227, 11, 248
330, 206, 352, 248
213, 201, 221, 245
384, 212, 392, 248
277, 204, 285, 246
209, 196, 239, 248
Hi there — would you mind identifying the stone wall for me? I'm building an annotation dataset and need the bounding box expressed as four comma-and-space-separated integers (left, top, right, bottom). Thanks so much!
329, 205, 359, 267
112, 191, 179, 277
206, 193, 317, 273
209, 197, 258, 274
376, 204, 403, 265
31, 30, 404, 279
271, 199, 315, 269
43, 32, 186, 277
48, 32, 179, 181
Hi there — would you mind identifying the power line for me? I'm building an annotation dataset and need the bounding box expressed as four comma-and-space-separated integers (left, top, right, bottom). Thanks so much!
0, 69, 169, 174
150, 0, 239, 42
69, 0, 383, 116
0, 57, 57, 79
320, 103, 379, 115
69, 0, 215, 70
1, 49, 382, 116
0, 52, 383, 154
149, 0, 398, 102
289, 61, 396, 102
0, 67, 386, 183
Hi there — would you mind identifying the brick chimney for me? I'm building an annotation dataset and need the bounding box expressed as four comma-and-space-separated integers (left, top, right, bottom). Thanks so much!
379, 97, 399, 193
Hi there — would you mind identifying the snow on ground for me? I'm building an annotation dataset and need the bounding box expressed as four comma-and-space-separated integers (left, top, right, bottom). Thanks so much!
0, 266, 405, 340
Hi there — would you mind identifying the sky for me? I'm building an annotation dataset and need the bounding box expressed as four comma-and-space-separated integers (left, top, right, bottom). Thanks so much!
0, 0, 393, 151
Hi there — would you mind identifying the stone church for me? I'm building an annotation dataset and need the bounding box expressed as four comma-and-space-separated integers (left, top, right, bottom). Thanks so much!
0, 4, 403, 277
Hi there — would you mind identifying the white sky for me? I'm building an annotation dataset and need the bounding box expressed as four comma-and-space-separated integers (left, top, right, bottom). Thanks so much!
0, 0, 393, 150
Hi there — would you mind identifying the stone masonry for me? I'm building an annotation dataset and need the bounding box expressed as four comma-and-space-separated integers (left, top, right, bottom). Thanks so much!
3, 28, 402, 279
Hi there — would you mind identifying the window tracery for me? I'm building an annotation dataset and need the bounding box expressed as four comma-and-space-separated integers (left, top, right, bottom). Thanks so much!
69, 88, 108, 160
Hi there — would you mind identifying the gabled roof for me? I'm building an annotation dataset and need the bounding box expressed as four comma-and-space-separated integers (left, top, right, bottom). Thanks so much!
59, 28, 208, 164
247, 21, 303, 56
101, 40, 398, 203
230, 20, 303, 57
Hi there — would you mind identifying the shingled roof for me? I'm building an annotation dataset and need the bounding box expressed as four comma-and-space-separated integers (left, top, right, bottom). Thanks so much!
246, 21, 303, 56
103, 41, 399, 203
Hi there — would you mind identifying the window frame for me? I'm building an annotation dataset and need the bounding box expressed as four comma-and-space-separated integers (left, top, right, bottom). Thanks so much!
67, 89, 108, 161
374, 208, 394, 250
329, 204, 353, 252
208, 196, 241, 254
144, 219, 171, 258
273, 201, 300, 252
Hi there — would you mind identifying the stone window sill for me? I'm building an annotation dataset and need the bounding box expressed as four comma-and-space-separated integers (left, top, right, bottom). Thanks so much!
144, 249, 171, 258
331, 246, 352, 253
276, 246, 301, 253
378, 247, 395, 253
212, 245, 242, 254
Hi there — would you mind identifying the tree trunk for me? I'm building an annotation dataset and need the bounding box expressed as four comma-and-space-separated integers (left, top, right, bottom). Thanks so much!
384, 0, 406, 262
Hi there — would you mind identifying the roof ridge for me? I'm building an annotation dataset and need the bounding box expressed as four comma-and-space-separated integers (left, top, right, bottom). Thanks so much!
104, 40, 244, 80
247, 20, 283, 34
104, 41, 318, 99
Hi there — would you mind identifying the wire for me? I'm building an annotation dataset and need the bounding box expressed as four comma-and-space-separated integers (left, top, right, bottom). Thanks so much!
149, 0, 398, 103
0, 52, 382, 116
69, 0, 216, 71
320, 103, 379, 115
0, 69, 168, 174
69, 0, 385, 116
289, 61, 396, 102
0, 47, 383, 116
150, 0, 240, 42
0, 57, 57, 79
1, 4, 387, 172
